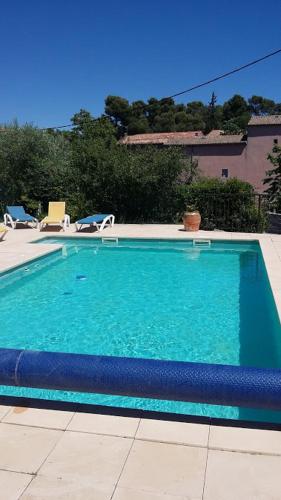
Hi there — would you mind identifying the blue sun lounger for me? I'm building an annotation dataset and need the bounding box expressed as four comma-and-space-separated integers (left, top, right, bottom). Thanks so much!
75, 214, 115, 232
4, 206, 38, 229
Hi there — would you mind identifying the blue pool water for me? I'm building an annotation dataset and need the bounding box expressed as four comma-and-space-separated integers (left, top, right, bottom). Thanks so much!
1, 237, 281, 423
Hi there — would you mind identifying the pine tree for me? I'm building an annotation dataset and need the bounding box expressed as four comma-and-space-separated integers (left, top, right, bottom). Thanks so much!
205, 92, 220, 133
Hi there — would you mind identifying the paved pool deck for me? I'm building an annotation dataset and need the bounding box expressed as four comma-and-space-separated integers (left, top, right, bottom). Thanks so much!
1, 224, 281, 499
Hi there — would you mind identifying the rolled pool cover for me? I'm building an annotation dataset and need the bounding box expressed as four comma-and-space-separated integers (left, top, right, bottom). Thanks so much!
0, 348, 281, 410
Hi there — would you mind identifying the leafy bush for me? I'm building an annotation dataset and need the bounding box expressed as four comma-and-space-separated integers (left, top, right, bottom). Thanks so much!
263, 144, 281, 212
177, 178, 267, 232
0, 124, 71, 217
0, 117, 267, 233
68, 114, 200, 223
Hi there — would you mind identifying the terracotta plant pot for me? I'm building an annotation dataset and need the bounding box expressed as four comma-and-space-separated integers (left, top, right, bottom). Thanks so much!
183, 211, 201, 231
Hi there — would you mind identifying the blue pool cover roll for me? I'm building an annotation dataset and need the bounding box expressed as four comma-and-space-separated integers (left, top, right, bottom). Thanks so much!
0, 348, 281, 410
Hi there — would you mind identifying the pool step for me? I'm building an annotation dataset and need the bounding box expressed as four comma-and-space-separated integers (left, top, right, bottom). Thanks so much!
193, 239, 211, 247
102, 237, 119, 245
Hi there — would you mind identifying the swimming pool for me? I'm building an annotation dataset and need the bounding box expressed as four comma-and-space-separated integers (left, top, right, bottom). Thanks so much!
1, 237, 281, 423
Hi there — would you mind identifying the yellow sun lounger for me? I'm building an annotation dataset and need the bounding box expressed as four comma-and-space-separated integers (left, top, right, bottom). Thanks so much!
40, 202, 70, 231
0, 225, 8, 241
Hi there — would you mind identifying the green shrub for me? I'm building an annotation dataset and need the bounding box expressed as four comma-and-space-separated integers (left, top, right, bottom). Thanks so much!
177, 178, 267, 232
0, 117, 267, 233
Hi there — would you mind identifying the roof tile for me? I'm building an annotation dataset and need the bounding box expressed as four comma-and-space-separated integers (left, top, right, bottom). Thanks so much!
120, 131, 244, 146
248, 115, 281, 126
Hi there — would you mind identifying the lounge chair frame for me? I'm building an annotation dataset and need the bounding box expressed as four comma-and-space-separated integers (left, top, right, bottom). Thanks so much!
75, 214, 115, 232
4, 209, 38, 230
40, 214, 70, 232
39, 202, 70, 232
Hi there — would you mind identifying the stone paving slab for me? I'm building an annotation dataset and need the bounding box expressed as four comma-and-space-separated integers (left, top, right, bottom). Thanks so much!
135, 418, 209, 447
21, 475, 114, 500
38, 431, 133, 496
68, 412, 140, 438
1, 407, 281, 499
0, 422, 62, 474
204, 449, 281, 500
112, 486, 189, 499
209, 424, 281, 455
0, 470, 33, 500
0, 405, 11, 420
3, 406, 74, 430
118, 440, 207, 498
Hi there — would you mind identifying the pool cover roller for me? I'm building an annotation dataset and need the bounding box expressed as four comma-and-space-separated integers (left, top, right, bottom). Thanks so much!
0, 348, 281, 411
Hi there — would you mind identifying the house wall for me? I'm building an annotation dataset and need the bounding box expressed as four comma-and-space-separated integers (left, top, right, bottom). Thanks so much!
245, 125, 281, 191
185, 143, 247, 184
187, 125, 281, 192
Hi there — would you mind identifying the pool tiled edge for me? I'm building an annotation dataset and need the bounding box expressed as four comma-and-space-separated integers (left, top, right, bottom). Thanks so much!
1, 225, 281, 499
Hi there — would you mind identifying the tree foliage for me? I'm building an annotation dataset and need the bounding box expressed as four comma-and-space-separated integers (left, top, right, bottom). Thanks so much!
0, 124, 71, 214
0, 104, 271, 232
204, 92, 223, 134
105, 93, 281, 136
248, 96, 276, 116
67, 110, 198, 222
263, 144, 281, 211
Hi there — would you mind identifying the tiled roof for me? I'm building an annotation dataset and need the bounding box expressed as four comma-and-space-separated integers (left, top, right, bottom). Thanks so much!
172, 134, 245, 145
206, 129, 224, 137
120, 131, 203, 145
248, 115, 281, 126
120, 130, 245, 146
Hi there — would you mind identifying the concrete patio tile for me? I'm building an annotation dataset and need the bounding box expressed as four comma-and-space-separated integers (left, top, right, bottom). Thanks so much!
0, 470, 33, 500
0, 405, 11, 420
39, 431, 132, 485
3, 406, 74, 430
271, 241, 281, 249
209, 425, 281, 455
119, 440, 206, 498
68, 412, 139, 437
136, 418, 209, 447
230, 233, 258, 240
112, 486, 189, 499
204, 449, 281, 500
0, 423, 62, 474
21, 475, 114, 500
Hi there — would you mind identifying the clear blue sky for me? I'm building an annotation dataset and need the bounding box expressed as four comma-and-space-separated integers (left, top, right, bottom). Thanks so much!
1, 0, 281, 128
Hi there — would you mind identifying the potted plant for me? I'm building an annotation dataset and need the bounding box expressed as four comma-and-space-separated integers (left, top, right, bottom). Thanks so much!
183, 205, 201, 231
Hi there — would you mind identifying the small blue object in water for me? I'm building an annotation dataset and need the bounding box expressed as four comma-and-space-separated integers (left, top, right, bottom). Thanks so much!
76, 275, 87, 281
63, 291, 73, 296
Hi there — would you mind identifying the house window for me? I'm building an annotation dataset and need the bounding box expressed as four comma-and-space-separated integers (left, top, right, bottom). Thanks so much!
222, 168, 229, 178
274, 138, 278, 145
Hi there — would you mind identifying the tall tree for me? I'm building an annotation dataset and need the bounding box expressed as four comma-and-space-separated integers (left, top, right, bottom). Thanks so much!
248, 95, 276, 115
127, 100, 149, 135
103, 93, 279, 136
0, 124, 71, 213
105, 96, 131, 135
222, 94, 250, 132
205, 92, 223, 133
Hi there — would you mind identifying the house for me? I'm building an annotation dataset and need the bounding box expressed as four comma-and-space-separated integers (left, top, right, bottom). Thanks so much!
120, 115, 281, 192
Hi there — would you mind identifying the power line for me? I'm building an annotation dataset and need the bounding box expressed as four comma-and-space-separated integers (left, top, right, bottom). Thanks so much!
3, 47, 281, 132
168, 48, 281, 99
